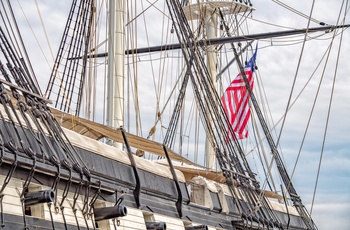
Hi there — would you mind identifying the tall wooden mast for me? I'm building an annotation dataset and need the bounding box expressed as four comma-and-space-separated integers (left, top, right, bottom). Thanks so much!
183, 0, 253, 169
106, 0, 126, 149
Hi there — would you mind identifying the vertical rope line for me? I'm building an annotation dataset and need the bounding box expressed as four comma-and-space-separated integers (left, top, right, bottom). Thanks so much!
276, 0, 316, 147
309, 0, 348, 219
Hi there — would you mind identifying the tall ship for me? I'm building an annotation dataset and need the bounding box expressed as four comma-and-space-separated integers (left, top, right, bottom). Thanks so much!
0, 0, 348, 229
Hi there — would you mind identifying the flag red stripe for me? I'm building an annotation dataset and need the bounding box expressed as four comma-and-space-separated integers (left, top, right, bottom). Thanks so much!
221, 64, 255, 140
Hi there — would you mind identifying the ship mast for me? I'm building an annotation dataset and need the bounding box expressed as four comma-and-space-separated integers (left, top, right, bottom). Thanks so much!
204, 3, 218, 170
106, 0, 125, 149
183, 0, 252, 169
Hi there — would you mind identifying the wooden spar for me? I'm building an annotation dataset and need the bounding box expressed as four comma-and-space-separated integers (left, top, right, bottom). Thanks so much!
125, 24, 350, 54
70, 24, 350, 59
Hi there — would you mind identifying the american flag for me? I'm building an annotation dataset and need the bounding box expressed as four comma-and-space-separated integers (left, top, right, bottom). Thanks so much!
221, 48, 257, 140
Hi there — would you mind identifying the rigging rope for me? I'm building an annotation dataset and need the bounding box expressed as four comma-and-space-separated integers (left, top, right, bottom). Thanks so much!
33, 0, 55, 63
5, 0, 41, 95
45, 0, 94, 116
251, 112, 276, 192
288, 44, 331, 189
272, 0, 326, 26
309, 0, 348, 219
0, 2, 99, 228
275, 0, 316, 148
165, 1, 287, 226
218, 6, 317, 228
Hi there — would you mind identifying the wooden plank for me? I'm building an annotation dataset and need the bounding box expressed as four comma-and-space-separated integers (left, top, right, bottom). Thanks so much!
21, 185, 90, 228
263, 190, 284, 200
64, 128, 131, 166
0, 175, 23, 188
116, 220, 147, 230
51, 108, 194, 165
93, 202, 147, 230
64, 127, 187, 183
2, 188, 22, 205
153, 213, 185, 230
160, 160, 226, 184
0, 176, 23, 216
113, 206, 147, 229
1, 80, 51, 103
2, 203, 23, 216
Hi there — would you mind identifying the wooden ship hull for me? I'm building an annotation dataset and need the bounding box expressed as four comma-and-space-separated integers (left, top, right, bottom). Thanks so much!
0, 103, 309, 229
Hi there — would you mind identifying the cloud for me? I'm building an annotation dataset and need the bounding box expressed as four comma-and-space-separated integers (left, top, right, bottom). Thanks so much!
305, 192, 350, 230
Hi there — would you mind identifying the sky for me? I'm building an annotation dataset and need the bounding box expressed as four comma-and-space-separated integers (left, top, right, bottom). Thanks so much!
6, 0, 350, 229
250, 2, 350, 229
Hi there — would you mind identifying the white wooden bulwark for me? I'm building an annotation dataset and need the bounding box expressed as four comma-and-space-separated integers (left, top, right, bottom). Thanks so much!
0, 175, 23, 216
0, 176, 212, 230
153, 213, 185, 230
112, 207, 147, 230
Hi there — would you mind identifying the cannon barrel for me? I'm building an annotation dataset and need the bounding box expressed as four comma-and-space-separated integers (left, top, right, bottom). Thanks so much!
24, 189, 55, 206
146, 222, 167, 230
94, 205, 127, 221
185, 225, 208, 230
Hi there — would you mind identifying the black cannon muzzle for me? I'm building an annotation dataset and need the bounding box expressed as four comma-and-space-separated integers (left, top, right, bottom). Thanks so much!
94, 205, 127, 221
24, 189, 55, 206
